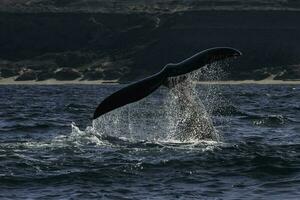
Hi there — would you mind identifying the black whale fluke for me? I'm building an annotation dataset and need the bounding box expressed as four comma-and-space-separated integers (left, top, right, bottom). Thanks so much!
93, 47, 242, 119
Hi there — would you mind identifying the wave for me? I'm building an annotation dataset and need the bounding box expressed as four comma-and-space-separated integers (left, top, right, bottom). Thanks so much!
240, 114, 293, 126
0, 121, 68, 133
69, 123, 222, 149
211, 104, 244, 116
1, 132, 299, 184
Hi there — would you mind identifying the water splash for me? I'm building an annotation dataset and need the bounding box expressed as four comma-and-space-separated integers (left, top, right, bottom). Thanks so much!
84, 63, 227, 143
164, 75, 219, 142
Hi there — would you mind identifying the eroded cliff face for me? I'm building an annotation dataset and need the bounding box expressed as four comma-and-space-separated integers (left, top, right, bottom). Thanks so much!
0, 9, 300, 81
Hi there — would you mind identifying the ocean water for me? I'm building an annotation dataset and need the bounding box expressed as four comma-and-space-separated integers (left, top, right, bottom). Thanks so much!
0, 83, 299, 199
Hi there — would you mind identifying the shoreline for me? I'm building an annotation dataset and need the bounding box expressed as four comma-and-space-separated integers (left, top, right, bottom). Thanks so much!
0, 77, 299, 85
0, 77, 119, 85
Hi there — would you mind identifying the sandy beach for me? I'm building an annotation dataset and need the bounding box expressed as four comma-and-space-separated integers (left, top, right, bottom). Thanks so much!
0, 77, 299, 85
0, 77, 119, 85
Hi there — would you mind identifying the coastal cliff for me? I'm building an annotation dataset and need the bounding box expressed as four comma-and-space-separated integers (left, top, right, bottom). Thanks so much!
0, 2, 300, 82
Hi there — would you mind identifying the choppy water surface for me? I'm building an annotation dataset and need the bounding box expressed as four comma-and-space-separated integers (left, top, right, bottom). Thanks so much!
0, 83, 299, 199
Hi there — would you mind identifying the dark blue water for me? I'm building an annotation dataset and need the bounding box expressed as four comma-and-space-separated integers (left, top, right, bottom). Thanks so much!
0, 84, 299, 199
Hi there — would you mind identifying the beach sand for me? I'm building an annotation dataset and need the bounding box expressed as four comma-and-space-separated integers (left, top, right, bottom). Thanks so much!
0, 77, 119, 85
0, 77, 299, 85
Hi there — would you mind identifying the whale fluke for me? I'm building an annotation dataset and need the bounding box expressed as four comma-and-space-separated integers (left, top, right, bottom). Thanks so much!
93, 47, 242, 119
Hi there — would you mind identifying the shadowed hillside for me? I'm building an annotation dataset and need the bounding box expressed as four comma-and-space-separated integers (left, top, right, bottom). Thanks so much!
2, 0, 300, 13
0, 9, 300, 81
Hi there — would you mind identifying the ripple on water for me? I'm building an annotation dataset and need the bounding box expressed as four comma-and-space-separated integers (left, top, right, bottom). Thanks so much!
0, 84, 299, 199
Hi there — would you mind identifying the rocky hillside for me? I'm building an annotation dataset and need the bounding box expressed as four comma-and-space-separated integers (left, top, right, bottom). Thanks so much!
1, 0, 300, 13
0, 7, 300, 81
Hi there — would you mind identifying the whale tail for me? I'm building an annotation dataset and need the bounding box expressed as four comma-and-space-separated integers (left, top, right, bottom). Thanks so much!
93, 47, 242, 120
